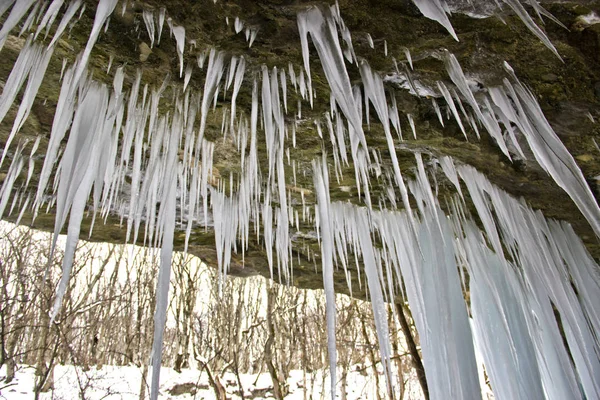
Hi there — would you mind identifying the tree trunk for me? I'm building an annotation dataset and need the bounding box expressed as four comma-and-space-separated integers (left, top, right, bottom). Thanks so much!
396, 302, 428, 400
139, 364, 148, 400
198, 358, 227, 400
265, 285, 288, 399
359, 312, 383, 400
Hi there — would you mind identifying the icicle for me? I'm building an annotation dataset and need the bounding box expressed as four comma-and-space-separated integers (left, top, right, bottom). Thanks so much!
432, 97, 444, 127
149, 111, 181, 400
157, 7, 165, 45
234, 16, 244, 33
437, 81, 467, 139
0, 144, 25, 220
461, 223, 545, 400
312, 157, 337, 400
502, 0, 562, 60
106, 54, 114, 74
143, 8, 155, 48
411, 0, 458, 40
0, 36, 36, 127
493, 64, 600, 238
0, 0, 37, 51
183, 63, 192, 92
280, 68, 287, 114
34, 0, 65, 40
407, 113, 417, 139
48, 0, 82, 49
173, 25, 186, 77
297, 7, 367, 149
359, 60, 414, 224
366, 33, 374, 48
404, 47, 414, 70
0, 1, 16, 21
71, 0, 118, 87
230, 57, 246, 127
1, 44, 54, 169
34, 61, 83, 217
198, 49, 225, 142
49, 83, 110, 323
248, 28, 257, 48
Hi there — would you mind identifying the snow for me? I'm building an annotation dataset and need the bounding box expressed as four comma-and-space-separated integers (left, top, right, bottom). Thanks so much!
0, 363, 424, 400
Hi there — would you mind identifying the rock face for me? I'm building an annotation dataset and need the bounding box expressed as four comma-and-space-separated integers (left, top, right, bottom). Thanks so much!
0, 0, 599, 277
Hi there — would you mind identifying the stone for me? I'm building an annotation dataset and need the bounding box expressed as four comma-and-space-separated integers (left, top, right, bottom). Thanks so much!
541, 73, 559, 83
139, 42, 152, 62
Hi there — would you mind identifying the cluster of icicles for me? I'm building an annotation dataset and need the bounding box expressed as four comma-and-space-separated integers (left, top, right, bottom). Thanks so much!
0, 0, 599, 399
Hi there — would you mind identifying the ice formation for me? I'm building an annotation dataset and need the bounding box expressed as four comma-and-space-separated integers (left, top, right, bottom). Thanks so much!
0, 2, 598, 400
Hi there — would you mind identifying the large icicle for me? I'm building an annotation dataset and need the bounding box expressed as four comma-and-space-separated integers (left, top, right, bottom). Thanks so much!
71, 0, 118, 86
149, 112, 181, 400
49, 83, 110, 322
313, 157, 337, 400
0, 43, 55, 168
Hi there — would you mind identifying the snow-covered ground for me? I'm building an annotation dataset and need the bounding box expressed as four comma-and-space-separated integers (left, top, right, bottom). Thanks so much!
0, 364, 424, 400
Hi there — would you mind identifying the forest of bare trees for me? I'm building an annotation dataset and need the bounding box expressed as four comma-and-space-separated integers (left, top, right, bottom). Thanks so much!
0, 221, 424, 399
